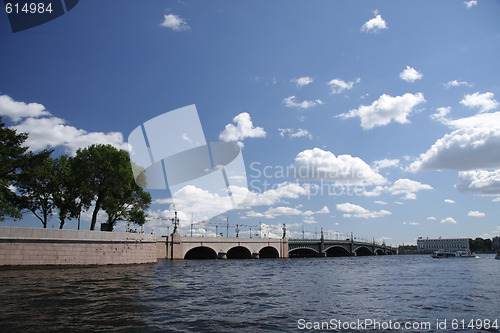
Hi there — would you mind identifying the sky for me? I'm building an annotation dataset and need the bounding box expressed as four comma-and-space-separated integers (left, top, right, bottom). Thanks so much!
1, 0, 499, 246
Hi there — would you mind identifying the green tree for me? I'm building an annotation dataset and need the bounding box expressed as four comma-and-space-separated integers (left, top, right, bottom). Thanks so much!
52, 154, 87, 229
0, 117, 27, 220
73, 144, 151, 230
16, 154, 56, 228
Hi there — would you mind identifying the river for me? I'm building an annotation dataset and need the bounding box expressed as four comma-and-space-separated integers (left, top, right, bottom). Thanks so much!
0, 254, 499, 332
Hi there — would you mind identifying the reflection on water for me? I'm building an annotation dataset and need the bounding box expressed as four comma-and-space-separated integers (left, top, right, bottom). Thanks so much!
0, 255, 499, 332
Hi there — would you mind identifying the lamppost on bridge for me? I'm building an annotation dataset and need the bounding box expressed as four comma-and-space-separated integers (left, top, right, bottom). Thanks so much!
172, 211, 179, 235
282, 223, 286, 239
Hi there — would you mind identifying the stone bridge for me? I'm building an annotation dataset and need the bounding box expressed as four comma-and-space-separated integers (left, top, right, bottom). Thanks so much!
288, 238, 397, 257
160, 234, 289, 259
158, 234, 397, 259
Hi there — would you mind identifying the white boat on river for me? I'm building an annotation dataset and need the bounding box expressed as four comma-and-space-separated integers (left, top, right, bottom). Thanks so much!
431, 250, 477, 258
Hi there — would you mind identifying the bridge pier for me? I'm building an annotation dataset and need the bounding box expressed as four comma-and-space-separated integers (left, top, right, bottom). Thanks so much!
252, 252, 260, 259
218, 251, 227, 259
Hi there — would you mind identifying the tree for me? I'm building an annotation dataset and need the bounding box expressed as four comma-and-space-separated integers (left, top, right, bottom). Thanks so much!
73, 144, 151, 230
52, 154, 87, 229
0, 117, 52, 223
16, 154, 56, 228
0, 117, 28, 220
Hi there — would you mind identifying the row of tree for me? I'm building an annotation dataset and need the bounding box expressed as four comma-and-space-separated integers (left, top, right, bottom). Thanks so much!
469, 237, 494, 252
0, 116, 151, 231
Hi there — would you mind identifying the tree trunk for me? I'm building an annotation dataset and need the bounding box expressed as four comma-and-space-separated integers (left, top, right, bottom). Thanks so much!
90, 197, 102, 230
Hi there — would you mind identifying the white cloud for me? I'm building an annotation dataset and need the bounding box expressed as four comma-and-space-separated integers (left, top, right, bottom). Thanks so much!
372, 158, 400, 171
283, 96, 323, 109
430, 107, 451, 123
12, 116, 128, 155
460, 92, 499, 113
444, 199, 455, 204
0, 94, 51, 122
278, 128, 312, 140
361, 14, 388, 33
339, 93, 426, 130
493, 197, 500, 202
388, 179, 433, 200
327, 78, 360, 94
250, 205, 330, 219
441, 217, 457, 224
160, 14, 190, 31
409, 127, 500, 172
427, 216, 437, 220
468, 210, 485, 217
375, 200, 388, 205
444, 80, 472, 88
456, 169, 500, 196
292, 76, 313, 88
336, 202, 391, 219
402, 222, 419, 226
289, 148, 387, 186
219, 112, 266, 147
399, 66, 423, 83
464, 1, 477, 9
444, 112, 500, 130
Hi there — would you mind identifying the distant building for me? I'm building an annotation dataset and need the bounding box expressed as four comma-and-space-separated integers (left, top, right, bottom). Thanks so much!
493, 236, 500, 251
417, 237, 470, 253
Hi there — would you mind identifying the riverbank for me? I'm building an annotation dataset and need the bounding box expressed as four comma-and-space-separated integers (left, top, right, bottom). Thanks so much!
0, 226, 161, 266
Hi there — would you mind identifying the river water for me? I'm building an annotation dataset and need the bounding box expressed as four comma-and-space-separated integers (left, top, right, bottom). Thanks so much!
0, 254, 499, 332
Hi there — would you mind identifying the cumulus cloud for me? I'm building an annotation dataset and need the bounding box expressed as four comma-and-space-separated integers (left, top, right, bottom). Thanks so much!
154, 181, 313, 221
456, 169, 500, 196
441, 217, 457, 224
289, 148, 387, 186
327, 78, 360, 94
372, 158, 400, 171
361, 14, 388, 33
292, 76, 313, 88
219, 112, 266, 147
12, 116, 128, 155
430, 107, 451, 123
464, 1, 477, 9
409, 127, 500, 172
0, 94, 51, 122
160, 14, 190, 31
339, 93, 426, 130
336, 202, 391, 219
460, 92, 499, 113
444, 80, 472, 88
283, 96, 323, 109
248, 205, 329, 219
444, 199, 455, 204
468, 210, 485, 217
388, 179, 433, 200
399, 66, 423, 83
427, 216, 437, 220
278, 128, 312, 140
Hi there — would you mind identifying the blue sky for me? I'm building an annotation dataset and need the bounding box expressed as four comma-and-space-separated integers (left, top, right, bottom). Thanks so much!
1, 0, 499, 245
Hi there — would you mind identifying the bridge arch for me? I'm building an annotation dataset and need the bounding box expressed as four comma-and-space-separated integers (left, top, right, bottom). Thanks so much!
259, 246, 279, 259
325, 246, 351, 257
289, 247, 320, 258
354, 246, 373, 256
374, 249, 385, 255
184, 246, 218, 259
227, 246, 252, 259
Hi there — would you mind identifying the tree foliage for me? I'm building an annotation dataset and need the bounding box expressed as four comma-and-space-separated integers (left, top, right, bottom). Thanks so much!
73, 144, 151, 231
1, 121, 151, 231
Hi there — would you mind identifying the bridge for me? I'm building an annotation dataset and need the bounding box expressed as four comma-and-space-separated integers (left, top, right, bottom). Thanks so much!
159, 234, 397, 259
160, 234, 289, 259
289, 238, 397, 257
